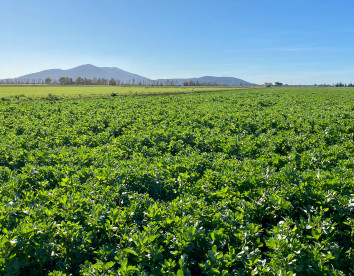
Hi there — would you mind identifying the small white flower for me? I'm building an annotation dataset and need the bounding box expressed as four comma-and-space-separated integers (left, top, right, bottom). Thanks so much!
23, 210, 31, 215
10, 239, 18, 244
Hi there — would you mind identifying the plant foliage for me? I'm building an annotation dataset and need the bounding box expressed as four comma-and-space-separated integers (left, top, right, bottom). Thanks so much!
0, 87, 353, 275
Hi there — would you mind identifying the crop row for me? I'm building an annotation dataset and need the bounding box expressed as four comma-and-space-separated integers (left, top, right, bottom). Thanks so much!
0, 87, 353, 275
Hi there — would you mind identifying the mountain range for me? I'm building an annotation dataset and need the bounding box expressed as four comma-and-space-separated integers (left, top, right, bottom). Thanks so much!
11, 64, 255, 86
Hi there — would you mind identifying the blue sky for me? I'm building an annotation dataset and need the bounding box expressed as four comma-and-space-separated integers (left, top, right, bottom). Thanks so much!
1, 0, 354, 84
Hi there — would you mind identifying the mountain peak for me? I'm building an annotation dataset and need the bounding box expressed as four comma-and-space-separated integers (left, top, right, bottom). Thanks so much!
73, 64, 98, 69
11, 65, 255, 86
14, 65, 149, 82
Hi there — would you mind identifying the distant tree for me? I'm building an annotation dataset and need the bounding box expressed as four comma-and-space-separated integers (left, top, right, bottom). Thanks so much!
97, 78, 108, 85
59, 77, 73, 85
59, 77, 66, 85
109, 78, 117, 86
83, 78, 92, 85
275, 82, 283, 86
76, 77, 84, 85
45, 77, 52, 85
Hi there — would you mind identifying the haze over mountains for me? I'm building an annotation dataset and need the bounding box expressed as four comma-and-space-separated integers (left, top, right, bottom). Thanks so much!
14, 64, 149, 83
157, 76, 254, 86
11, 64, 255, 86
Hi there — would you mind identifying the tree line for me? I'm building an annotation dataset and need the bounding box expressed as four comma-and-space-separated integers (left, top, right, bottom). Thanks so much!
183, 80, 224, 86
55, 77, 225, 86
0, 77, 225, 86
313, 82, 354, 87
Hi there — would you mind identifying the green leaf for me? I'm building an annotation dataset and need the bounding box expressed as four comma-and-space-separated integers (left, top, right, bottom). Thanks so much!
124, 248, 138, 256
104, 261, 115, 270
311, 228, 322, 240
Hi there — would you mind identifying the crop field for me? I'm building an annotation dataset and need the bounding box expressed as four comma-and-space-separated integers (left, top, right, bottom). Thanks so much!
0, 87, 353, 275
0, 86, 241, 99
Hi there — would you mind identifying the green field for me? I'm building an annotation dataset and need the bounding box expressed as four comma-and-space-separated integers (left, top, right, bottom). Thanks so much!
0, 87, 353, 275
0, 85, 242, 98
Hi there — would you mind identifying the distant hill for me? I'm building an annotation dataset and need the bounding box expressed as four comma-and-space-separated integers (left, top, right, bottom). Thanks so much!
14, 64, 149, 82
157, 76, 254, 86
11, 64, 255, 86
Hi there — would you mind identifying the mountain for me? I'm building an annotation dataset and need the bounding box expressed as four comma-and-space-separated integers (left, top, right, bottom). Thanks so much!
157, 76, 254, 86
14, 64, 149, 82
11, 65, 255, 86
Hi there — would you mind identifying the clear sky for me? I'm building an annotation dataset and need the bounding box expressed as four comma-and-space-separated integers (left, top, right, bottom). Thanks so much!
1, 0, 354, 85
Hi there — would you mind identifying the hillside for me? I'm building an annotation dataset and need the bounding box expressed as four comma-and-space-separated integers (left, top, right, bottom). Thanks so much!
14, 64, 149, 83
157, 76, 254, 86
10, 64, 255, 86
